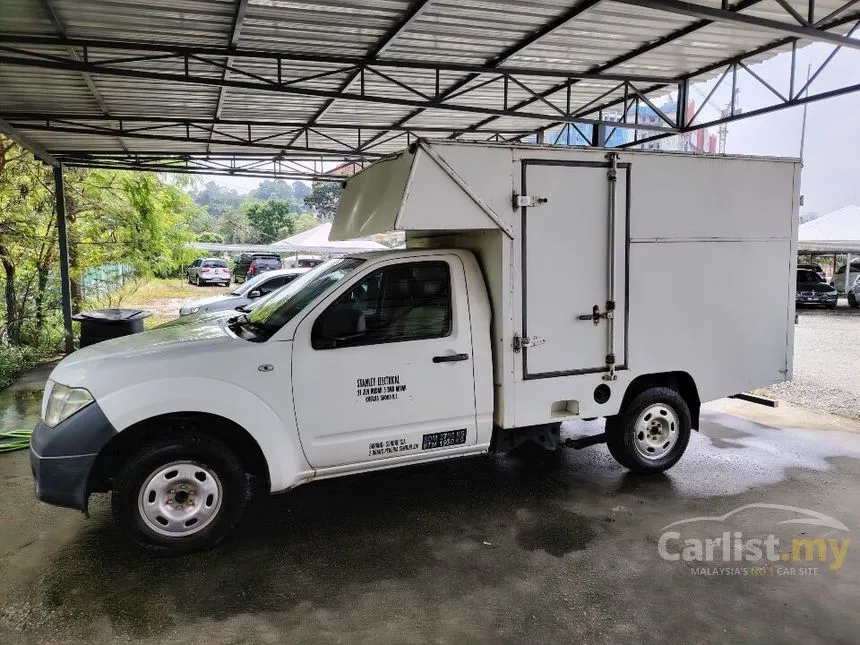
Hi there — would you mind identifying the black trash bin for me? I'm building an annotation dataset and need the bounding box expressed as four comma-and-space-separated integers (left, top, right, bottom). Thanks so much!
72, 309, 153, 348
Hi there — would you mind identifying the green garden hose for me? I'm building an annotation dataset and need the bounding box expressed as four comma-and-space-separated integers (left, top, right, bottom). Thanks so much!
0, 429, 32, 453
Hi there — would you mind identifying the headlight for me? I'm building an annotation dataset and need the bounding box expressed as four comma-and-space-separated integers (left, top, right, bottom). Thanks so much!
179, 306, 200, 316
44, 382, 94, 428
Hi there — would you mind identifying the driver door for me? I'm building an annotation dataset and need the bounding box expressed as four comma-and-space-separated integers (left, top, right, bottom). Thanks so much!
291, 256, 478, 469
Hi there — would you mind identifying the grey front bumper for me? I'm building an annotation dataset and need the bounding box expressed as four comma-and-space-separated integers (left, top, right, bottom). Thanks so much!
29, 402, 117, 511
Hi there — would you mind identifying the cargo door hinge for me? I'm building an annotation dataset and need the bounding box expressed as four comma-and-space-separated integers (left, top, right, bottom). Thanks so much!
513, 193, 548, 209
513, 333, 545, 352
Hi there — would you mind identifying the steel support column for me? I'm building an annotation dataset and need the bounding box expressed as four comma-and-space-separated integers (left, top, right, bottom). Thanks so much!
53, 165, 74, 353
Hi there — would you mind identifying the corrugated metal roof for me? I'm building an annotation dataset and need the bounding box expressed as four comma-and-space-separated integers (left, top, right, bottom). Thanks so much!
0, 0, 858, 174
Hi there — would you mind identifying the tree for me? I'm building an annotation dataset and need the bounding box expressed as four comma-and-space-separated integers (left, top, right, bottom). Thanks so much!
244, 199, 295, 242
1, 135, 200, 385
189, 181, 244, 220
250, 179, 294, 201
197, 231, 223, 243
291, 181, 311, 203
217, 208, 256, 244
303, 182, 341, 221
294, 213, 319, 234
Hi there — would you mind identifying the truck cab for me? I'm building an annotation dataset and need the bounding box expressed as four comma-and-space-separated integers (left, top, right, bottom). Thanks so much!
29, 141, 798, 554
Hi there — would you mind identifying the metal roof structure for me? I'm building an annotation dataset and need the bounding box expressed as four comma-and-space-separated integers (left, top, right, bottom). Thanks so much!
1, 0, 860, 179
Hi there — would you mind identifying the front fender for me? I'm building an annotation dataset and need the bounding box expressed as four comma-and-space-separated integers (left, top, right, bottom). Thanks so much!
96, 378, 311, 492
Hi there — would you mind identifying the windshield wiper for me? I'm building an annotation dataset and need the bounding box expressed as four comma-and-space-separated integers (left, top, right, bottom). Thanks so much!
227, 313, 277, 342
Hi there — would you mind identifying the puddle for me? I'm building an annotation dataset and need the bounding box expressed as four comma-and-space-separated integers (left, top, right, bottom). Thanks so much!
516, 509, 596, 557
0, 386, 43, 433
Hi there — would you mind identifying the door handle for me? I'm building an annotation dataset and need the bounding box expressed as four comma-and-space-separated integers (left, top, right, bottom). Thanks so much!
433, 353, 469, 363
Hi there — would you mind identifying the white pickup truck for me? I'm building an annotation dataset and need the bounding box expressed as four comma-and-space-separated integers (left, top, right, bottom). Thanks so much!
30, 142, 799, 553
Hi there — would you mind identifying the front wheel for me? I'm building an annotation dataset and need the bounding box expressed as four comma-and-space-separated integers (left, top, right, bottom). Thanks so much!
849, 292, 858, 308
111, 435, 250, 554
196, 275, 202, 287
605, 387, 691, 474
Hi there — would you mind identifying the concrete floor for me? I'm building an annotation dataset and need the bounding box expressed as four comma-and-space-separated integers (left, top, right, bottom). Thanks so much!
1, 371, 860, 644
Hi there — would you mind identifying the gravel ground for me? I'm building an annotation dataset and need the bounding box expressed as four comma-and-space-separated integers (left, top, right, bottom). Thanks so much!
758, 299, 860, 418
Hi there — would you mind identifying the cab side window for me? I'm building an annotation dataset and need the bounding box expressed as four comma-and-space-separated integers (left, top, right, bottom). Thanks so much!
312, 262, 451, 349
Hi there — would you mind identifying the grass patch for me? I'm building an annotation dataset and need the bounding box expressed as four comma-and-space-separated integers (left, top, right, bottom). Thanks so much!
97, 278, 232, 329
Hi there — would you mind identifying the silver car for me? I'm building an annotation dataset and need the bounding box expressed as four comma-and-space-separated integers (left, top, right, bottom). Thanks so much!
179, 267, 309, 316
187, 257, 231, 286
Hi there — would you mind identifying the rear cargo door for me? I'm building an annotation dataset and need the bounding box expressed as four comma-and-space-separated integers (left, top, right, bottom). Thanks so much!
521, 159, 628, 378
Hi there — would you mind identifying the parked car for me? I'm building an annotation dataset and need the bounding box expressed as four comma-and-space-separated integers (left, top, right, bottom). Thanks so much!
179, 267, 309, 316
797, 263, 825, 281
796, 268, 837, 309
283, 254, 325, 268
829, 260, 860, 292
233, 253, 282, 283
848, 276, 860, 308
187, 258, 230, 286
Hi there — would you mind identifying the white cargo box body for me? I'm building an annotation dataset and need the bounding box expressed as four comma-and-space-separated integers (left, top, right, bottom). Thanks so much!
333, 141, 799, 429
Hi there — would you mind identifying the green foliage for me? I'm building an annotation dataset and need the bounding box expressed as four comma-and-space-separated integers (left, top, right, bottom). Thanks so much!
294, 212, 319, 234
197, 231, 223, 243
291, 181, 311, 202
243, 199, 294, 243
190, 181, 244, 219
250, 179, 295, 202
0, 135, 201, 390
303, 182, 342, 221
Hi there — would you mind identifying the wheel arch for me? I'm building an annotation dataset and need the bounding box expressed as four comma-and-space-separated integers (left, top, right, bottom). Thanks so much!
88, 412, 270, 495
619, 371, 701, 429
92, 377, 311, 493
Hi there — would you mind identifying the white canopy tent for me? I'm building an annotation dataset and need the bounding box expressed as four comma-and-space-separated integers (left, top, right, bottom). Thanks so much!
798, 205, 860, 293
275, 223, 387, 252
798, 205, 860, 254
196, 222, 388, 256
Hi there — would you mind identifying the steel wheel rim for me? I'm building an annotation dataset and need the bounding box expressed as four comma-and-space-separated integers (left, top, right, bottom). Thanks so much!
632, 404, 679, 461
137, 461, 223, 537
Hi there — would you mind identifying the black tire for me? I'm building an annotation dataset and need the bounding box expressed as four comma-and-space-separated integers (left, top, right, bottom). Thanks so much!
605, 387, 691, 474
826, 303, 837, 311
849, 292, 858, 308
196, 275, 202, 287
111, 434, 250, 555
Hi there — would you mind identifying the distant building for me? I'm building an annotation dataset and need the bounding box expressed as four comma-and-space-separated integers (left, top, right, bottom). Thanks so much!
526, 99, 718, 153
631, 101, 717, 154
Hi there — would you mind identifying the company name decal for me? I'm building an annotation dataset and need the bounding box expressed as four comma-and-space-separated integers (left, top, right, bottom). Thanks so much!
356, 374, 407, 403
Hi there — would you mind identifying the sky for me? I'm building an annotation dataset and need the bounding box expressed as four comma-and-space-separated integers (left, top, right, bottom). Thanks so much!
201, 43, 860, 217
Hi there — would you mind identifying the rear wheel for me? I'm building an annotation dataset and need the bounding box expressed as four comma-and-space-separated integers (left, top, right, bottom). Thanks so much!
606, 387, 691, 474
111, 434, 250, 555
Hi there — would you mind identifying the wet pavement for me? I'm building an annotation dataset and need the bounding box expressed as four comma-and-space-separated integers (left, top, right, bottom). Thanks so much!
1, 370, 859, 644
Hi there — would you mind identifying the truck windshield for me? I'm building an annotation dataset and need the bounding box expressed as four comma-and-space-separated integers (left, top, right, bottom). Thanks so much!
244, 258, 365, 335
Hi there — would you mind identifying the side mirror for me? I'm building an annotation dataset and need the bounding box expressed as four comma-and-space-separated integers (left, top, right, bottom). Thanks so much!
315, 308, 366, 347
248, 289, 261, 299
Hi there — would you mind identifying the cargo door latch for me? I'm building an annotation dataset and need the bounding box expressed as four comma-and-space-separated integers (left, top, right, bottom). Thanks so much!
578, 301, 615, 326
513, 193, 548, 209
513, 334, 546, 352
